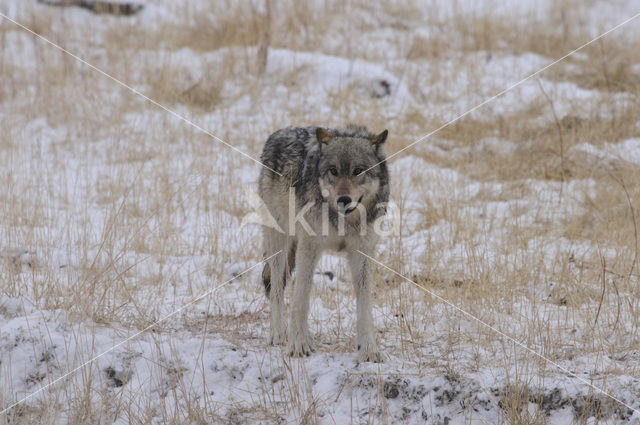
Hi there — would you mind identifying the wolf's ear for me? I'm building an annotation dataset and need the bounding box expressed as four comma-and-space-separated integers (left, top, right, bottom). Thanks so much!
316, 127, 332, 144
371, 129, 388, 146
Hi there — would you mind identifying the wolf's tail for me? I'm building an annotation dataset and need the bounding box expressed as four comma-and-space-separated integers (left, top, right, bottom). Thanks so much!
262, 262, 271, 296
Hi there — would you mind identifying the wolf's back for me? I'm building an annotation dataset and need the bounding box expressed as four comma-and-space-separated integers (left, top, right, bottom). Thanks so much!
259, 126, 317, 185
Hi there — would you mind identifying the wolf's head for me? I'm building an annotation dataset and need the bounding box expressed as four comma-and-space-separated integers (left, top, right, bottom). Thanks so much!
315, 126, 388, 219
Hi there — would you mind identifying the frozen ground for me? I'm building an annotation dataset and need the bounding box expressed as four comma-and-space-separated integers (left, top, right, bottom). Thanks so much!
2, 0, 640, 424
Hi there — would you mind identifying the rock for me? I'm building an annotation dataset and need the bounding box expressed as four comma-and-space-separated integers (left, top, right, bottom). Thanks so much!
37, 0, 144, 16
384, 381, 400, 399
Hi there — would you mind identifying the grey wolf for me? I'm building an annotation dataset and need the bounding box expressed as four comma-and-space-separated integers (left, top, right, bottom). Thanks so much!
258, 125, 389, 362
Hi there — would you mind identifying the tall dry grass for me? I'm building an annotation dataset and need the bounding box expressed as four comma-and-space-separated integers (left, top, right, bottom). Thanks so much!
1, 0, 639, 423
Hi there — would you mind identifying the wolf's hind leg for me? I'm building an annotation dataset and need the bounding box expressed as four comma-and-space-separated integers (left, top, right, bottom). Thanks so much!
264, 239, 296, 296
285, 240, 297, 281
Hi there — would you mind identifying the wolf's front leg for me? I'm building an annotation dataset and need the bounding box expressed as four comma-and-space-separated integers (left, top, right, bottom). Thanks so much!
265, 232, 288, 345
288, 237, 318, 356
348, 251, 383, 362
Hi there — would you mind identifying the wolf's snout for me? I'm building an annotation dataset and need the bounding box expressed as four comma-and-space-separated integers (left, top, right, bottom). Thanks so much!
337, 196, 352, 208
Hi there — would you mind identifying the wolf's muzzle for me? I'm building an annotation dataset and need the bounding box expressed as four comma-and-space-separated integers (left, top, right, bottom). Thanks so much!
337, 196, 352, 208
340, 195, 363, 215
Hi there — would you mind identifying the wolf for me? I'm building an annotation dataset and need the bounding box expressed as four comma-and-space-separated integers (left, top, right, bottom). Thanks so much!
258, 125, 389, 362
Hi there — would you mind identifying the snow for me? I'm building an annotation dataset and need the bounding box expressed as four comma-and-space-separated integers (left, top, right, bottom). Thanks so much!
2, 0, 640, 423
573, 138, 640, 166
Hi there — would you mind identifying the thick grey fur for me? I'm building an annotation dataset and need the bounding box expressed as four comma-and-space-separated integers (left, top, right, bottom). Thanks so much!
258, 124, 389, 362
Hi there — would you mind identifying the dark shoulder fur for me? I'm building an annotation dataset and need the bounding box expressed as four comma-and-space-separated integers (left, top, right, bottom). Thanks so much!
259, 126, 312, 183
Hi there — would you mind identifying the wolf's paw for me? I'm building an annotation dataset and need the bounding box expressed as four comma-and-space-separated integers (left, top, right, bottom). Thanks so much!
358, 350, 383, 363
270, 329, 286, 346
357, 341, 383, 363
288, 336, 315, 357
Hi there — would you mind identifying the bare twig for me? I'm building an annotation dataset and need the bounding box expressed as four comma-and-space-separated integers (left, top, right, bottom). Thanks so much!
536, 78, 565, 197
593, 247, 606, 327
616, 175, 638, 282
256, 0, 272, 76
597, 39, 616, 133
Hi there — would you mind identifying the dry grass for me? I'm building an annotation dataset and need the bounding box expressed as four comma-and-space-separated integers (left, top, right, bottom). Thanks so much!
1, 0, 640, 423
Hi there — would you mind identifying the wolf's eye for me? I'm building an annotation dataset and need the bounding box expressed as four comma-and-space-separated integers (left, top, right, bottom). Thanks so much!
353, 168, 363, 176
329, 167, 338, 176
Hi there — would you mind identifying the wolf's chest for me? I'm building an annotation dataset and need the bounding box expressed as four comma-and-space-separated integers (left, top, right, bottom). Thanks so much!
314, 233, 358, 253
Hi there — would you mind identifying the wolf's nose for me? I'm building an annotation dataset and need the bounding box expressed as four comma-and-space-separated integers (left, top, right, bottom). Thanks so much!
337, 196, 352, 208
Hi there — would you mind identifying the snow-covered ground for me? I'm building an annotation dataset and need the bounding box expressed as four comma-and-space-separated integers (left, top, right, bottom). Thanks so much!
2, 0, 640, 423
